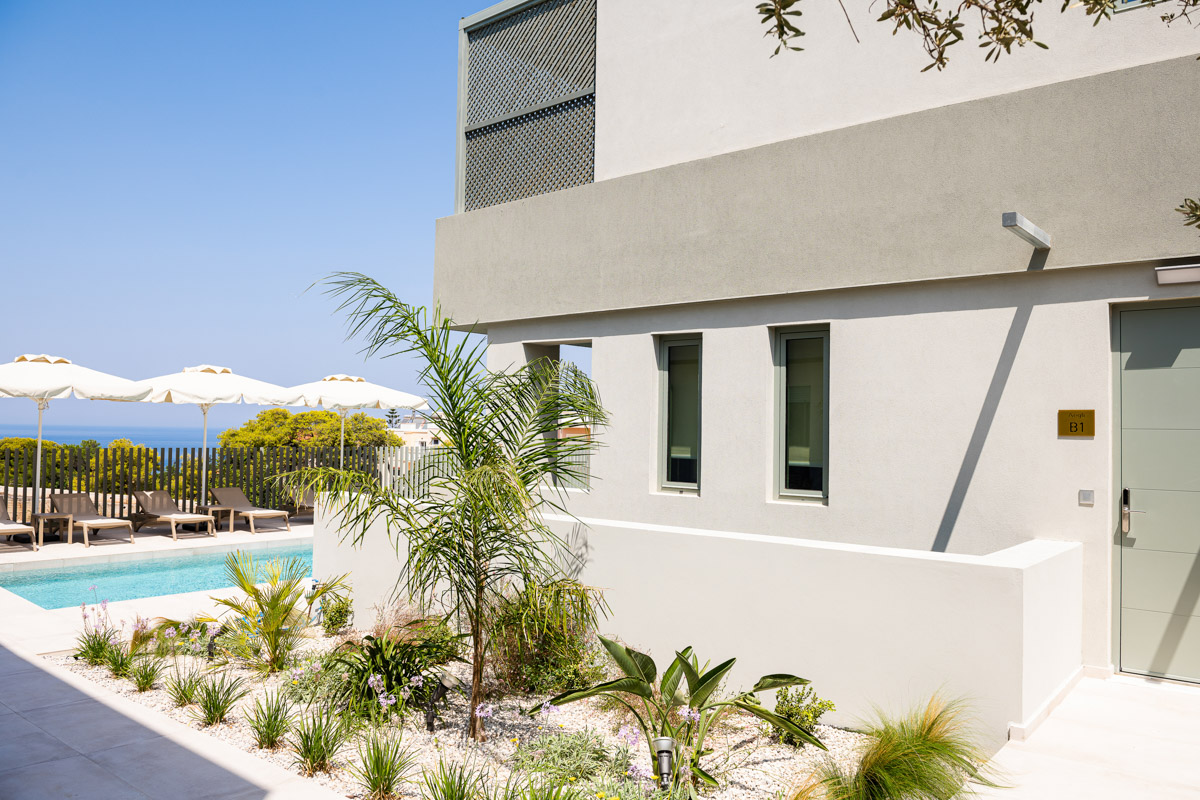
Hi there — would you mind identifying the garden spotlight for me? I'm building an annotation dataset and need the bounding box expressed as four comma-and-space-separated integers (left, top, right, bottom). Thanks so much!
652, 737, 675, 790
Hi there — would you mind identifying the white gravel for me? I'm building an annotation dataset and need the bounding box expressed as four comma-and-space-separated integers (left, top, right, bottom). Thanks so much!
51, 633, 868, 800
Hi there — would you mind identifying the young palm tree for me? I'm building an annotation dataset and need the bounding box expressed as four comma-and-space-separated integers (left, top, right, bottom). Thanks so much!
296, 273, 607, 741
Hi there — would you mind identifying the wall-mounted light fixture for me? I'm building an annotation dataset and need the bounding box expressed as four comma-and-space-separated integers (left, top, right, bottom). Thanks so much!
1002, 212, 1051, 250
1155, 263, 1200, 285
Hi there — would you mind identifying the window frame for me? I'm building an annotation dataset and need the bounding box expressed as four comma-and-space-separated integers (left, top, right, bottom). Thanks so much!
775, 328, 830, 500
658, 335, 703, 493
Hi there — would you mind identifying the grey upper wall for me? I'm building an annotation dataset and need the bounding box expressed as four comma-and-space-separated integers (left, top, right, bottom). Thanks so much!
434, 55, 1200, 329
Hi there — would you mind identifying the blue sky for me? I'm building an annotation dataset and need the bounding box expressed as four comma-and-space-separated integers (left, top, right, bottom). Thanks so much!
0, 0, 485, 434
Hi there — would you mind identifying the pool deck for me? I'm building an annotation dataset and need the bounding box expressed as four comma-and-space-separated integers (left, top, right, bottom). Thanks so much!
0, 522, 314, 656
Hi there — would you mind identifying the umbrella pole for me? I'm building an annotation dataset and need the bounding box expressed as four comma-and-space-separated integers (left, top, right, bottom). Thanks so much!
33, 399, 48, 516
200, 403, 211, 504
339, 410, 346, 470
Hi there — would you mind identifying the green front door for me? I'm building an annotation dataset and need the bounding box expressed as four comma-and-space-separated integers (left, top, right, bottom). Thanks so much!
1120, 305, 1200, 682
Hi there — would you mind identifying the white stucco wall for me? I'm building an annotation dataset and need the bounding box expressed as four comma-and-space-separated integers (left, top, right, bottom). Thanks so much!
313, 507, 1082, 752
595, 0, 1200, 179
484, 263, 1200, 671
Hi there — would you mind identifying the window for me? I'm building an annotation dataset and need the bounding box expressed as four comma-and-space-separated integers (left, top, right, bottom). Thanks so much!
660, 337, 701, 491
777, 330, 828, 498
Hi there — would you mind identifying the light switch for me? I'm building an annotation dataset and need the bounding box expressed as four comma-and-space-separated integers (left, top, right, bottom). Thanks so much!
1079, 489, 1095, 507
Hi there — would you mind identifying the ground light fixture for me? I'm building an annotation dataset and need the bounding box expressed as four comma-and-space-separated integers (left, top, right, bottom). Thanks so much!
1002, 212, 1052, 250
1155, 262, 1200, 285
652, 736, 676, 790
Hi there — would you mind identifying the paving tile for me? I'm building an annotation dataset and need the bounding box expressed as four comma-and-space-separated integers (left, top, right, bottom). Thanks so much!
22, 699, 162, 755
0, 667, 92, 712
0, 713, 67, 772
88, 736, 267, 800
0, 754, 149, 799
0, 645, 41, 675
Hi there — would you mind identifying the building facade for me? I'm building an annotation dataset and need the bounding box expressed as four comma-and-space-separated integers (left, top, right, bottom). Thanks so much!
431, 0, 1200, 747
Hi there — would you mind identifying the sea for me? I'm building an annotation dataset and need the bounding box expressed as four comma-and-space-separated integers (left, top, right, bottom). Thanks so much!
0, 424, 221, 449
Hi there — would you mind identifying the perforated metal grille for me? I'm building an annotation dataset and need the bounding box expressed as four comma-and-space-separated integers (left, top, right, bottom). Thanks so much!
466, 0, 596, 127
464, 93, 594, 212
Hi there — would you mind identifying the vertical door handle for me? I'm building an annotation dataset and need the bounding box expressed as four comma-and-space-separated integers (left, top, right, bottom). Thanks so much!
1121, 487, 1147, 534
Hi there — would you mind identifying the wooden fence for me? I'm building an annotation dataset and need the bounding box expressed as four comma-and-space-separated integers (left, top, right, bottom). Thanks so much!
0, 443, 588, 525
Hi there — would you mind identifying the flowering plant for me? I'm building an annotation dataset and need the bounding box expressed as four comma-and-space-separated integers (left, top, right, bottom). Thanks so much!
528, 636, 823, 795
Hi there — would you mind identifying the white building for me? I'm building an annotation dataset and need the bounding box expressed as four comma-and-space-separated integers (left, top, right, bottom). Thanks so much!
327, 0, 1200, 750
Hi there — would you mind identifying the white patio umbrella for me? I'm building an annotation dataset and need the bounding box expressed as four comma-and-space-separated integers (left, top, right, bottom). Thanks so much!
289, 375, 426, 468
134, 365, 304, 502
0, 354, 152, 513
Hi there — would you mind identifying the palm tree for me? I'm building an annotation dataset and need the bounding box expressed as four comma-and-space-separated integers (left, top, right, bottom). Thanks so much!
297, 273, 607, 741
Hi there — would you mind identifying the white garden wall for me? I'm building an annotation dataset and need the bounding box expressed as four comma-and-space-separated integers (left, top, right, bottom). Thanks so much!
314, 508, 1081, 752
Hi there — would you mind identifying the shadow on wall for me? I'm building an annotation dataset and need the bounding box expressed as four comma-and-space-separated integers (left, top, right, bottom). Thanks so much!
931, 303, 1033, 553
0, 640, 271, 798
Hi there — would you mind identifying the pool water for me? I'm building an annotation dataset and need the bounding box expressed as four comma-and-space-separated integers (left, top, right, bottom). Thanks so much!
0, 543, 313, 610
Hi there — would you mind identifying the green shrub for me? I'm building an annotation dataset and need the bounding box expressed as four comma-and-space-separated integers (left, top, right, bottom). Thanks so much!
771, 685, 835, 747
335, 617, 463, 716
104, 643, 134, 678
291, 705, 353, 775
512, 729, 612, 786
74, 627, 115, 666
323, 593, 354, 637
499, 779, 585, 800
130, 657, 165, 692
246, 691, 292, 749
790, 694, 1002, 800
490, 580, 606, 695
165, 667, 204, 706
284, 653, 349, 706
420, 758, 487, 800
193, 674, 250, 726
349, 731, 419, 800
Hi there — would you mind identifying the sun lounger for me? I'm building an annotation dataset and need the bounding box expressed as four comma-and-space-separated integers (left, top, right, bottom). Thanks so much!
209, 487, 291, 534
133, 491, 215, 541
0, 493, 39, 551
51, 493, 135, 546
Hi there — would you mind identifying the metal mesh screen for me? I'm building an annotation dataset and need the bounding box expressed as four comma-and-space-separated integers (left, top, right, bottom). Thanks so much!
462, 0, 596, 211
464, 94, 594, 212
466, 0, 596, 127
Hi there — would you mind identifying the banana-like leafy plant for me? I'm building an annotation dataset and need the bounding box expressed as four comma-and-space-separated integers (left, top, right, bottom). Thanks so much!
530, 635, 825, 794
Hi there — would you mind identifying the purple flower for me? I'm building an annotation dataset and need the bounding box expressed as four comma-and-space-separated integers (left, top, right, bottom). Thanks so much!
540, 701, 558, 717
87, 585, 97, 592
409, 674, 424, 687
367, 674, 385, 694
680, 707, 701, 723
617, 724, 640, 747
400, 687, 412, 701
206, 622, 220, 638
628, 763, 654, 782
379, 693, 397, 708
164, 627, 177, 639
475, 703, 494, 719
100, 599, 108, 611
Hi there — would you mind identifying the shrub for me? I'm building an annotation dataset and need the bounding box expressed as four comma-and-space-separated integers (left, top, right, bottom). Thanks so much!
74, 628, 115, 666
491, 580, 606, 696
246, 691, 292, 749
771, 686, 835, 747
790, 694, 1002, 800
105, 643, 134, 678
292, 705, 353, 775
284, 653, 349, 706
165, 667, 204, 706
420, 758, 487, 800
130, 657, 165, 692
206, 551, 347, 673
193, 674, 250, 726
512, 729, 612, 786
499, 778, 586, 800
349, 731, 419, 800
335, 617, 463, 717
323, 593, 354, 637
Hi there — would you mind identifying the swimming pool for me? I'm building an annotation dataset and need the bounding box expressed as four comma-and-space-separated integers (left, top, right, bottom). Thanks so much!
0, 542, 313, 610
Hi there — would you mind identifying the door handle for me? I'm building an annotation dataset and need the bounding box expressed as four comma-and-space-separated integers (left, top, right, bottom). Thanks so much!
1121, 487, 1147, 534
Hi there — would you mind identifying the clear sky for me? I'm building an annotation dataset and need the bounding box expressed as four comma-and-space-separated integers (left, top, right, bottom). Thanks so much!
0, 0, 486, 434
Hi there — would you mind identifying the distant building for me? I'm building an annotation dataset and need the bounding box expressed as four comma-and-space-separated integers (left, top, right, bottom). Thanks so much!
390, 413, 441, 447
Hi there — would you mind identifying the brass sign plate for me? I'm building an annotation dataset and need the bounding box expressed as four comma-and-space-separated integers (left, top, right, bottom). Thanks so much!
1058, 409, 1095, 437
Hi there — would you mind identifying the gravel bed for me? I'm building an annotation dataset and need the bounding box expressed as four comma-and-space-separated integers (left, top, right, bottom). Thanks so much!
51, 634, 868, 800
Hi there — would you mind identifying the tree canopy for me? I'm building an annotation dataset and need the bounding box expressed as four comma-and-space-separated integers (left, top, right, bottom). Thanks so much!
218, 408, 404, 448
